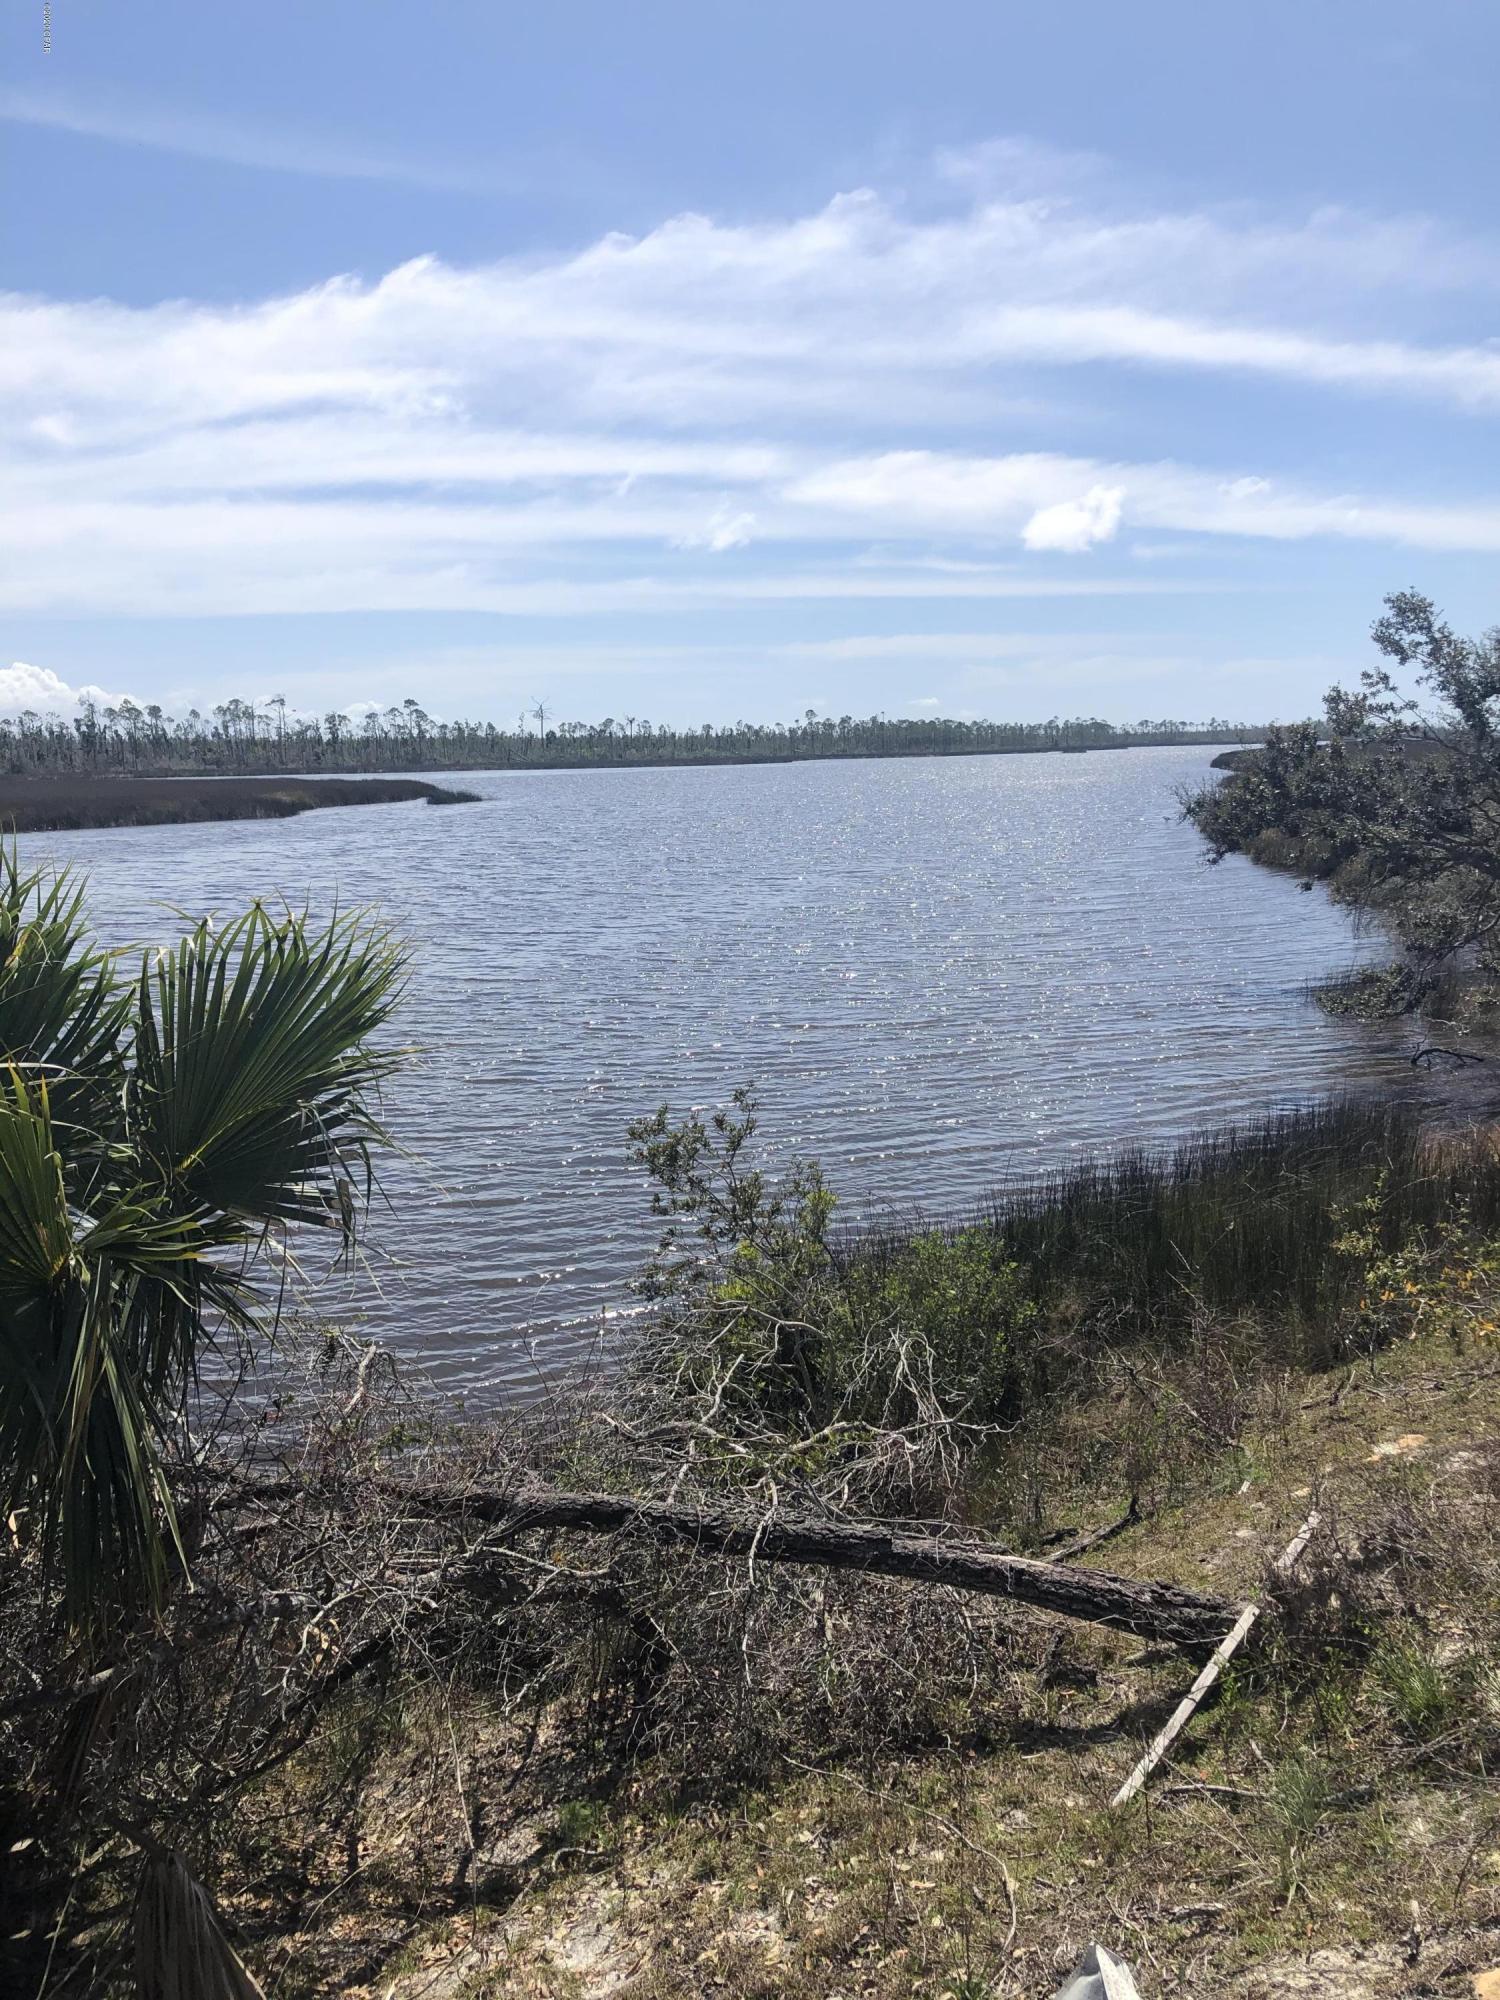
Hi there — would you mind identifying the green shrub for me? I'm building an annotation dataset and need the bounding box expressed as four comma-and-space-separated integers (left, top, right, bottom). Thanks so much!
555, 1798, 608, 1850
629, 1091, 1500, 1484
843, 1228, 1035, 1414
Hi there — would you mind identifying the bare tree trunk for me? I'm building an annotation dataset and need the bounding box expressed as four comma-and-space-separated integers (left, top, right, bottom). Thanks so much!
404, 1482, 1238, 1651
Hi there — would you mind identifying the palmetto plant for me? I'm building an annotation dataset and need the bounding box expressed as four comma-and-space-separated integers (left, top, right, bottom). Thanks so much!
0, 849, 407, 1629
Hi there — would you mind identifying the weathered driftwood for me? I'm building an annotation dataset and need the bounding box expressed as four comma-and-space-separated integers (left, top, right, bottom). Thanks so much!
1110, 1511, 1321, 1807
401, 1481, 1239, 1651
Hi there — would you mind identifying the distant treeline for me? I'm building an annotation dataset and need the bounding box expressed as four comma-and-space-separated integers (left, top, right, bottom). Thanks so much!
0, 695, 1269, 777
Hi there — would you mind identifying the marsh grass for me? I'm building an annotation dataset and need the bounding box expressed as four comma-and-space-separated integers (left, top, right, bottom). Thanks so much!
0, 773, 478, 833
835, 1100, 1500, 1373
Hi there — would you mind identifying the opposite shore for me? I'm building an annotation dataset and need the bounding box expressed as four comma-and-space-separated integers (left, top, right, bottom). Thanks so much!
1, 699, 1274, 786
0, 771, 479, 833
0, 737, 1249, 833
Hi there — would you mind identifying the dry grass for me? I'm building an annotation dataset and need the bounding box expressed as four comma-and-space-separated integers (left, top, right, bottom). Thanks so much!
10, 1203, 1500, 1997
210, 1320, 1500, 2000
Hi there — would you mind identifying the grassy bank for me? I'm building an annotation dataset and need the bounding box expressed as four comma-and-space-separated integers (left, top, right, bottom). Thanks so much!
627, 1097, 1500, 1470
370, 1328, 1500, 2000
0, 771, 479, 832
11, 1096, 1500, 1997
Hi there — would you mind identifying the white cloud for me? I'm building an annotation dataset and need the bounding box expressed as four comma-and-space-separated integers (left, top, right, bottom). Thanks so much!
1022, 483, 1125, 553
2, 159, 1499, 621
0, 662, 127, 717
671, 503, 758, 552
790, 450, 1500, 556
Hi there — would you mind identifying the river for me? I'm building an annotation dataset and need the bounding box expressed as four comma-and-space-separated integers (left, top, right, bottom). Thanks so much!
20, 747, 1482, 1394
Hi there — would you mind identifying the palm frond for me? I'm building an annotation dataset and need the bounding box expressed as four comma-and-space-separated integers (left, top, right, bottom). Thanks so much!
134, 1852, 267, 2000
0, 884, 410, 1631
0, 846, 129, 1140
0, 1072, 186, 1624
0, 1067, 76, 1451
131, 902, 407, 1247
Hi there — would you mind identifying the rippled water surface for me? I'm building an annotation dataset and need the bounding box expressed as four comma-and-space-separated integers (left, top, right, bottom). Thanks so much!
21, 749, 1467, 1392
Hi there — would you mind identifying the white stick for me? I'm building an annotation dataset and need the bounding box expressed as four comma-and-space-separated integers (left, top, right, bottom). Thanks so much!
1111, 1512, 1319, 1810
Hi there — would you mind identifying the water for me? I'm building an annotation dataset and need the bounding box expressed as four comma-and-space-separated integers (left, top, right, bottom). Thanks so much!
18, 748, 1476, 1394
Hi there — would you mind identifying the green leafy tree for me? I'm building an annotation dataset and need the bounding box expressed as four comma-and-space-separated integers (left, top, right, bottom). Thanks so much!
1187, 592, 1500, 987
0, 852, 406, 1630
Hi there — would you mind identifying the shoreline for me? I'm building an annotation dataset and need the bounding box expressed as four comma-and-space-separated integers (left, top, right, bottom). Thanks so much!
0, 772, 479, 834
1202, 746, 1500, 1041
12, 825, 1500, 1998
2, 735, 1265, 790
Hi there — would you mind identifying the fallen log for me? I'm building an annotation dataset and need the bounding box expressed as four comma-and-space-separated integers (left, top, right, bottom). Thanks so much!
398, 1480, 1239, 1651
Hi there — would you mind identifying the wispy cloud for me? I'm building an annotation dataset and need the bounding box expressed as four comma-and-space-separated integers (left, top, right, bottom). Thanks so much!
957, 303, 1500, 408
0, 84, 497, 192
2, 154, 1498, 620
670, 502, 759, 552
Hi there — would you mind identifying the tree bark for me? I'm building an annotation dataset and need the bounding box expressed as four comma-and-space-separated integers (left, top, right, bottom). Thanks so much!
404, 1481, 1238, 1652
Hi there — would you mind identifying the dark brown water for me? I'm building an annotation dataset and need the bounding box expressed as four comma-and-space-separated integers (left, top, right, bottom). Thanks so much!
19, 748, 1481, 1393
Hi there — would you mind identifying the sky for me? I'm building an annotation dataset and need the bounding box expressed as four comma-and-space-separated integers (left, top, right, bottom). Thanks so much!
2, 1, 1498, 730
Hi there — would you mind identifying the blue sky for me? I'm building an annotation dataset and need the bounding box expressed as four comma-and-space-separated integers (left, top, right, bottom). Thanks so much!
3, 1, 1498, 729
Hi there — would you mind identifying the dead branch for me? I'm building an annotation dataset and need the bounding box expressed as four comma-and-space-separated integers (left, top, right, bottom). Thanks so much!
1111, 1512, 1320, 1807
1051, 1495, 1143, 1563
